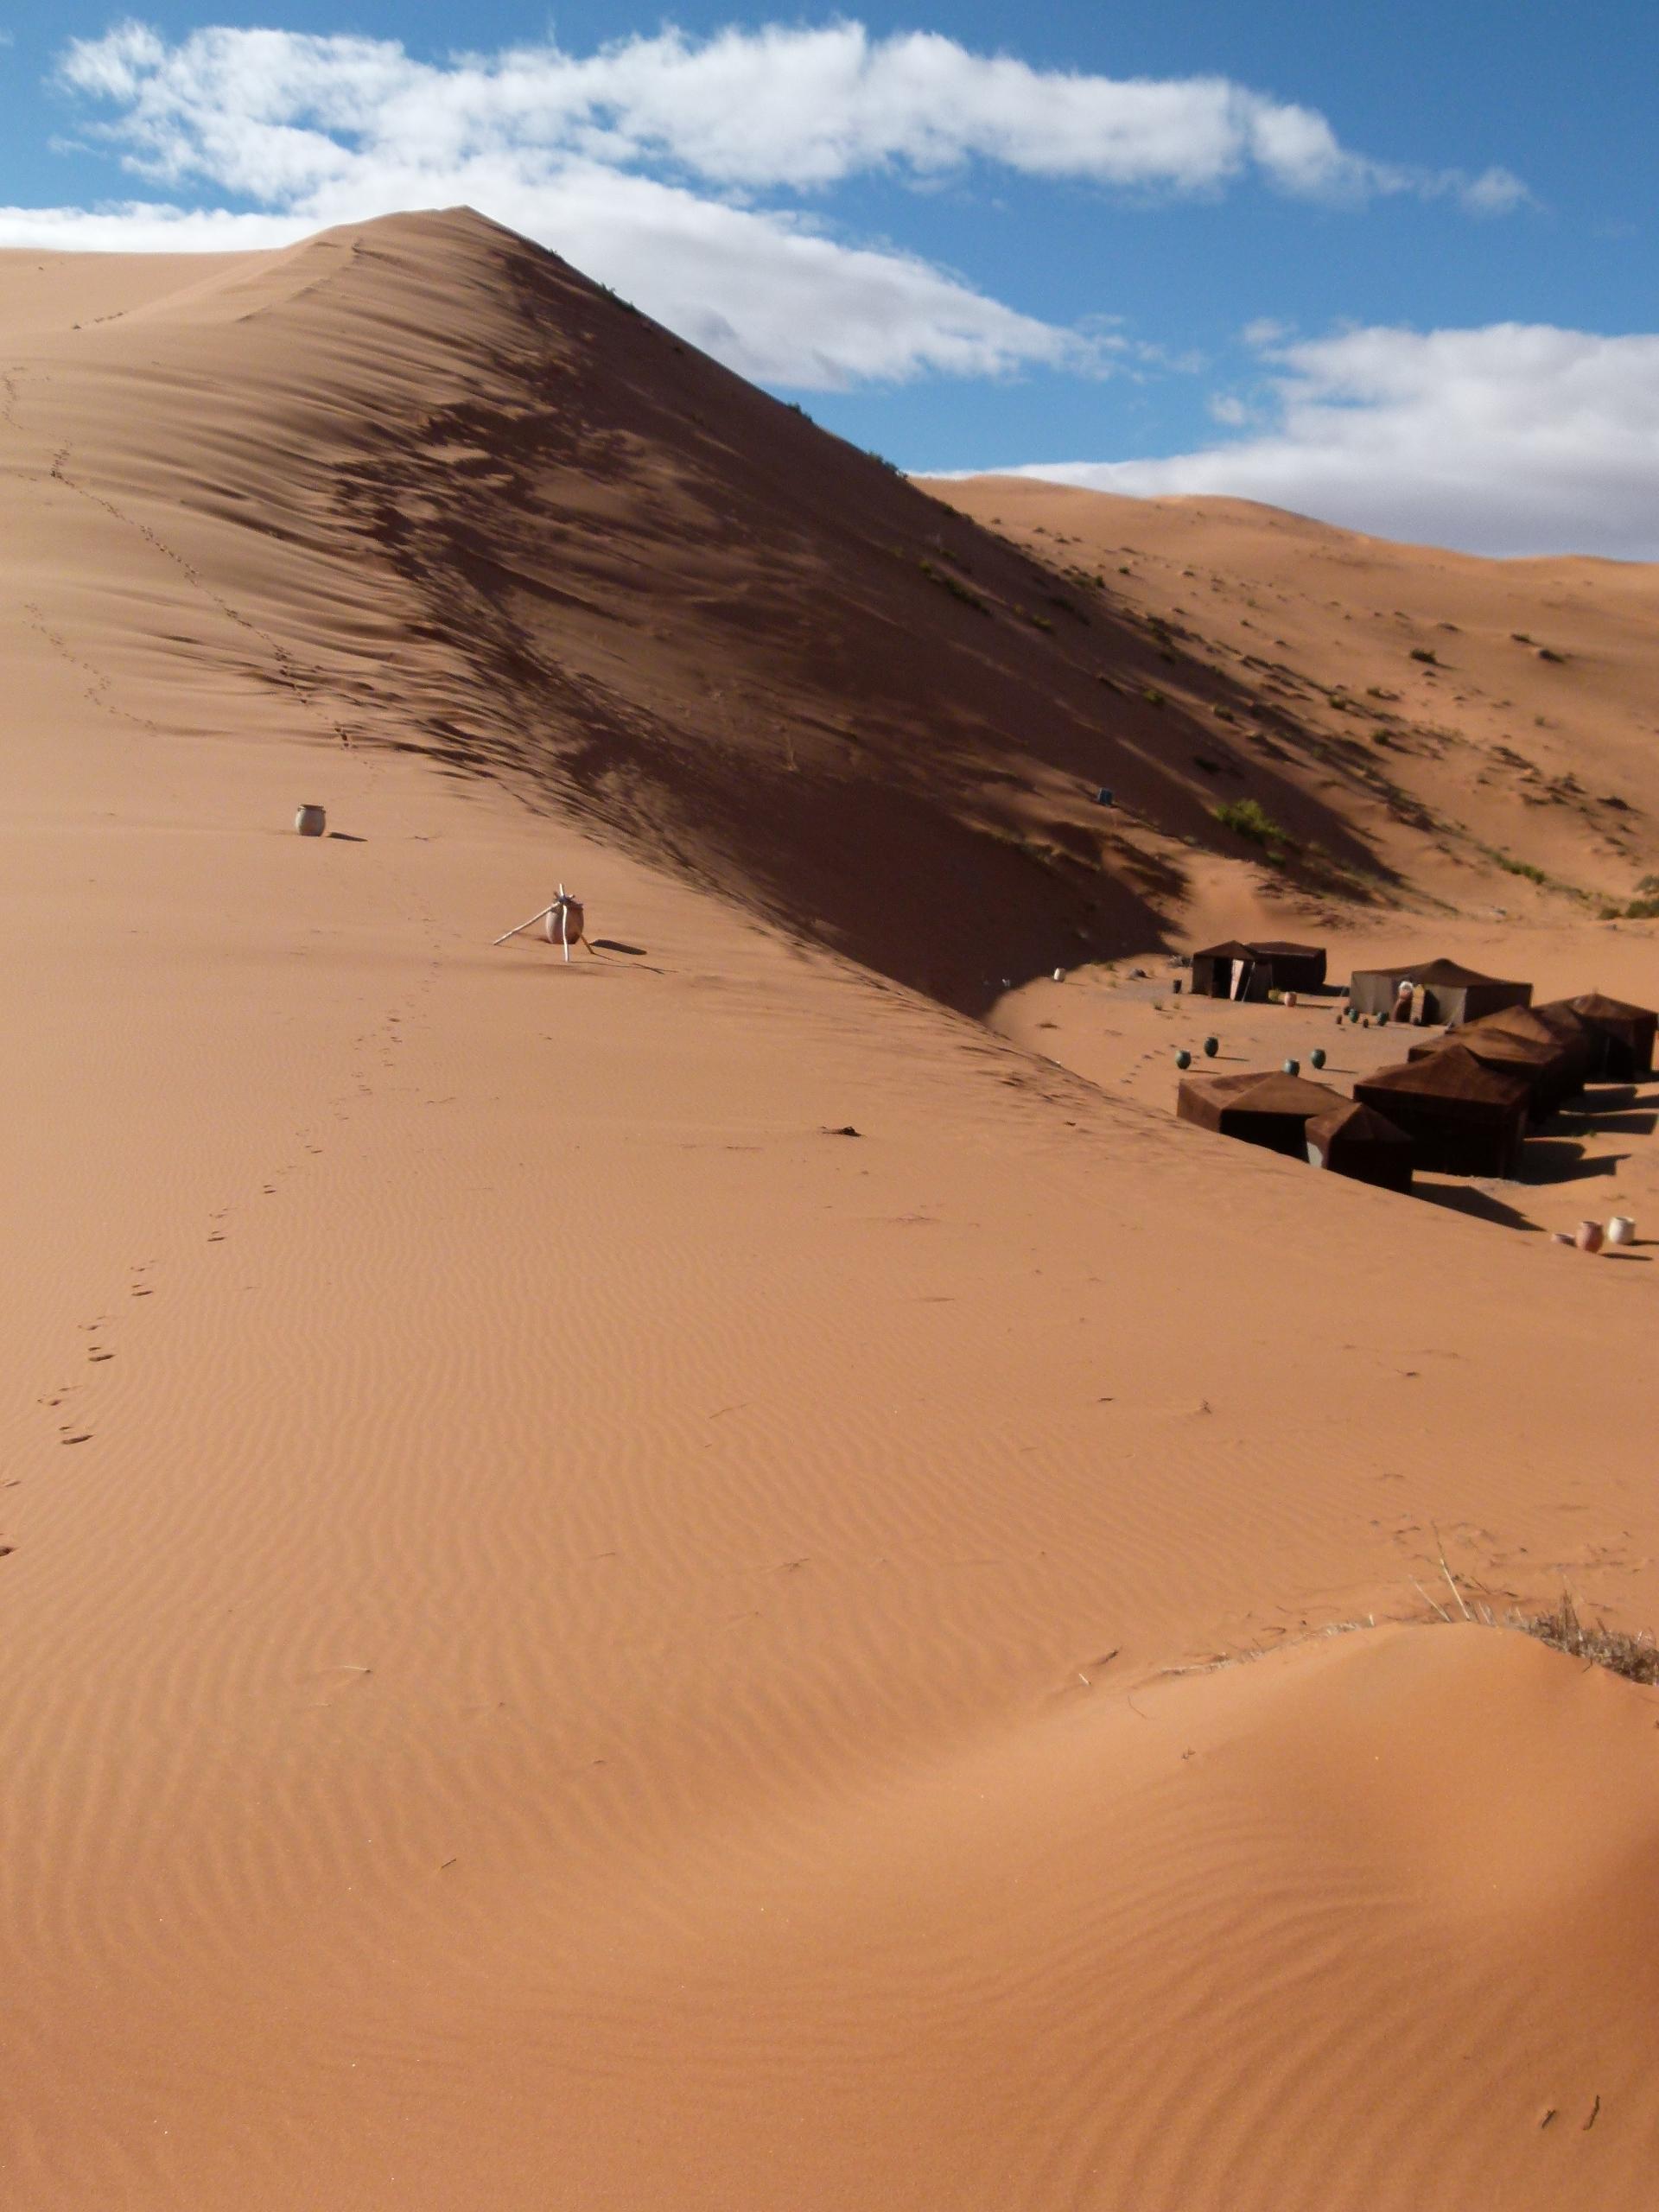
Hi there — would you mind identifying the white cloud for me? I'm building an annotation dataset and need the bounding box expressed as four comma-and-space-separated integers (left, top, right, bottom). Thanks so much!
51, 22, 1523, 206
993, 324, 1659, 558
3, 22, 1526, 390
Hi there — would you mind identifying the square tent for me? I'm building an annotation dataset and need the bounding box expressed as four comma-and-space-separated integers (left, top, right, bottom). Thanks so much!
1409, 1013, 1575, 1118
1190, 940, 1327, 1000
1303, 1100, 1414, 1194
1176, 1068, 1350, 1158
1496, 1001, 1597, 1090
1355, 1046, 1529, 1177
1348, 958, 1532, 1026
1564, 992, 1657, 1080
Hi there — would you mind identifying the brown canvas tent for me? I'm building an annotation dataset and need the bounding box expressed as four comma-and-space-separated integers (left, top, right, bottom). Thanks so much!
1565, 991, 1657, 1080
1303, 1100, 1414, 1193
1501, 1001, 1597, 1090
1190, 940, 1327, 1000
1348, 957, 1531, 1025
1176, 1068, 1349, 1157
1413, 1009, 1577, 1116
1355, 1046, 1529, 1176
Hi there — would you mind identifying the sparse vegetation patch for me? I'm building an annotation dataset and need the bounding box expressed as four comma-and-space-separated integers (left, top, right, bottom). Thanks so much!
1214, 797, 1290, 853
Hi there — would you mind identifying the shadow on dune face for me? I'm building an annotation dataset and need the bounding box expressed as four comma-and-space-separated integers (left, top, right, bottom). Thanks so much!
321, 215, 1395, 1011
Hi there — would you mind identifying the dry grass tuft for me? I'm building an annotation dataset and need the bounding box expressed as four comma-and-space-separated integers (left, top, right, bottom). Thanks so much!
1517, 1592, 1659, 1686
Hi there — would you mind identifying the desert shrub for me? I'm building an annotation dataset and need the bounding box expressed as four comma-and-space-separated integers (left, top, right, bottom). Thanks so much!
1521, 1592, 1659, 1685
1537, 646, 1567, 664
917, 560, 989, 615
1142, 686, 1166, 708
1409, 647, 1439, 664
1495, 855, 1548, 885
1214, 798, 1289, 850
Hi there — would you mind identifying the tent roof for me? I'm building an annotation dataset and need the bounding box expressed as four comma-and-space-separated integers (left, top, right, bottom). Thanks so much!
1192, 938, 1325, 963
1503, 1000, 1593, 1040
1465, 1004, 1591, 1059
1182, 1070, 1347, 1118
1567, 990, 1658, 1024
1305, 1100, 1410, 1147
1360, 1044, 1530, 1106
1352, 957, 1523, 989
1438, 1026, 1564, 1077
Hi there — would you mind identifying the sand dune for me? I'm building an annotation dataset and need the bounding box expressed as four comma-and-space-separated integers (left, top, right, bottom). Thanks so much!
3, 213, 1658, 2207
933, 474, 1659, 922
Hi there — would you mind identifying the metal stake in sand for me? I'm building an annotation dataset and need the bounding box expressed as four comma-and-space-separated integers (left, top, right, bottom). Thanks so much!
492, 885, 590, 962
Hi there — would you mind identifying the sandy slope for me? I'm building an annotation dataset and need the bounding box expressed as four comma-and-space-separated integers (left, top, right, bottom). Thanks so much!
3, 215, 1659, 2209
932, 474, 1659, 918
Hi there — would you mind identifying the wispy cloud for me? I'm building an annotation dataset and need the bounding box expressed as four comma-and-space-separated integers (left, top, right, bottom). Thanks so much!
1, 23, 1528, 390
990, 323, 1659, 558
53, 22, 1526, 207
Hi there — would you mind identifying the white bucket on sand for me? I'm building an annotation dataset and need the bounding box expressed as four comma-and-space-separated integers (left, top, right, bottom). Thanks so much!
296, 804, 326, 836
1283, 990, 1299, 1007
1576, 1218, 1605, 1254
1607, 1215, 1636, 1246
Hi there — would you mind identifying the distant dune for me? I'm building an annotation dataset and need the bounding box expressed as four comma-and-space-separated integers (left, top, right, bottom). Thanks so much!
3, 211, 1658, 2209
931, 473, 1659, 925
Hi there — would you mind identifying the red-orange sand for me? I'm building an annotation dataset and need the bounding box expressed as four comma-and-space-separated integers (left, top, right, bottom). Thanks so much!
3, 213, 1657, 2208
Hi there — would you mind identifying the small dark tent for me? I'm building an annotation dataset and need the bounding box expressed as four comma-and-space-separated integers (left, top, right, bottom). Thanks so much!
1503, 1001, 1597, 1090
1303, 1100, 1414, 1193
1177, 1069, 1350, 1157
1565, 991, 1658, 1080
1190, 940, 1327, 1000
1355, 1046, 1529, 1176
1348, 957, 1532, 1026
1410, 1013, 1573, 1118
1245, 942, 1327, 991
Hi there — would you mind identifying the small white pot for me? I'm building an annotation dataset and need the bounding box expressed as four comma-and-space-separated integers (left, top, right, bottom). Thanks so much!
296, 804, 327, 836
1282, 990, 1298, 1007
1607, 1215, 1636, 1246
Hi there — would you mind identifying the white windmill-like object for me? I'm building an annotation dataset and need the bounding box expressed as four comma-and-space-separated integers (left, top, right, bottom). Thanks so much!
493, 884, 590, 962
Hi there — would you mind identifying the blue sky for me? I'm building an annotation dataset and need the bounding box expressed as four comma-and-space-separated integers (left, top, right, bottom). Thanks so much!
3, 3, 1656, 553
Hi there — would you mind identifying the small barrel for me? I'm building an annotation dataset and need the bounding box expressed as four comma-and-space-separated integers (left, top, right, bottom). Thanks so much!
1606, 1216, 1636, 1247
1575, 1219, 1605, 1254
296, 804, 326, 837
